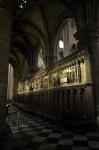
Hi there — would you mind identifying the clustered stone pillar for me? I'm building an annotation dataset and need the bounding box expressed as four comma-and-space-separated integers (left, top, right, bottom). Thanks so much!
88, 29, 99, 125
0, 6, 12, 149
63, 22, 69, 56
13, 75, 19, 101
75, 22, 99, 125
43, 55, 57, 67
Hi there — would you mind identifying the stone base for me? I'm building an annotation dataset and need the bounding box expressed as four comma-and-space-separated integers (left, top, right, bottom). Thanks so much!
0, 122, 12, 150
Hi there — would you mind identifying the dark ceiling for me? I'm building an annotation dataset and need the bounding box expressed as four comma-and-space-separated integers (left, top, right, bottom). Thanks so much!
7, 0, 98, 78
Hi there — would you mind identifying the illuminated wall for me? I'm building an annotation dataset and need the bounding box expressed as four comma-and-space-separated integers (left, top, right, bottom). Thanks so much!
7, 64, 14, 100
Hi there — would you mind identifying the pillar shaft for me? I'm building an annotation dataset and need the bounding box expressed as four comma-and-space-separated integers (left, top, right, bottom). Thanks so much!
43, 55, 57, 67
0, 7, 12, 149
75, 22, 99, 124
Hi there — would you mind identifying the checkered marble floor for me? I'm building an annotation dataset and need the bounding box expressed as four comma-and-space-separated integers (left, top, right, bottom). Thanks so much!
8, 106, 99, 150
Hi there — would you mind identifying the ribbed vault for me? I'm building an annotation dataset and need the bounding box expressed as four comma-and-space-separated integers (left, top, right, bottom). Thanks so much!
8, 0, 99, 79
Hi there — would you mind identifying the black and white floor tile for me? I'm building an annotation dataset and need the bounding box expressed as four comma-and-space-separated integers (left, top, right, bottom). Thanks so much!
8, 106, 99, 150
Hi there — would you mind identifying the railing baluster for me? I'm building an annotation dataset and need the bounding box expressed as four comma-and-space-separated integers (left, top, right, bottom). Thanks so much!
80, 88, 85, 118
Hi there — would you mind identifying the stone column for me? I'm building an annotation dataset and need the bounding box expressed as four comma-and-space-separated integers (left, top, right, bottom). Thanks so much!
63, 23, 68, 57
43, 55, 57, 67
75, 22, 99, 125
0, 6, 12, 149
13, 75, 18, 101
84, 52, 92, 83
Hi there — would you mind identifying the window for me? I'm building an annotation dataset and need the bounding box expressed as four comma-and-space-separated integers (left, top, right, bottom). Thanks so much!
59, 40, 64, 49
57, 18, 77, 60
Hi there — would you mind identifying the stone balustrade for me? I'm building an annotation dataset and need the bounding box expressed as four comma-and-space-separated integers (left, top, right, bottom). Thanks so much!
15, 83, 96, 131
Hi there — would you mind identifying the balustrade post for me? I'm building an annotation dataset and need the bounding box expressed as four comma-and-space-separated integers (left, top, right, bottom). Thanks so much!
73, 89, 77, 112
67, 89, 71, 111
61, 89, 65, 117
0, 5, 13, 148
80, 88, 85, 118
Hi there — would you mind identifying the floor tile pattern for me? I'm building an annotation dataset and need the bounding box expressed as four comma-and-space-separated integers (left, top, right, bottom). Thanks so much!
8, 106, 99, 150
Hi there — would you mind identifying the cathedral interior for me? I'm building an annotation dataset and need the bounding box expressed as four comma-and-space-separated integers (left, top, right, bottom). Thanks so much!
1, 0, 99, 149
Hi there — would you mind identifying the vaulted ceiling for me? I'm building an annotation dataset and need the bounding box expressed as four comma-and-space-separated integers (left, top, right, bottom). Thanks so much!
8, 0, 99, 78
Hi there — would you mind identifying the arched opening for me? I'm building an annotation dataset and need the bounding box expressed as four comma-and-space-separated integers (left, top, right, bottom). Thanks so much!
7, 63, 14, 102
37, 48, 45, 69
58, 40, 64, 59
57, 18, 77, 60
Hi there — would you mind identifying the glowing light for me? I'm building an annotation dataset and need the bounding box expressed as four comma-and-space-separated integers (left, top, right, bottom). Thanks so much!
59, 40, 64, 49
19, 4, 23, 8
23, 0, 27, 3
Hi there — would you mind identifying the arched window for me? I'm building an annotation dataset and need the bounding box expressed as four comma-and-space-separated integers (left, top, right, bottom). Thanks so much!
38, 48, 45, 69
59, 40, 64, 49
58, 40, 64, 59
57, 18, 77, 60
7, 64, 14, 101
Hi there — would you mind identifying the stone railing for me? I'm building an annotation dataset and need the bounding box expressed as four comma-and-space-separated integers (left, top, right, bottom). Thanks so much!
15, 83, 96, 130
